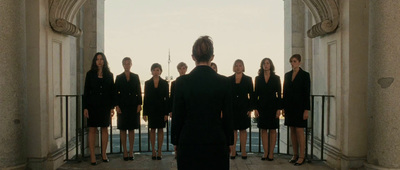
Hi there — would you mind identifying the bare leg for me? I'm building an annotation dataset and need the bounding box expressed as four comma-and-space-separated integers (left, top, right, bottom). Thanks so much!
296, 127, 305, 163
120, 130, 128, 157
240, 130, 247, 157
128, 130, 135, 157
269, 129, 277, 159
290, 126, 298, 160
157, 128, 164, 157
261, 129, 269, 158
101, 127, 109, 160
231, 130, 237, 157
89, 127, 97, 163
150, 128, 156, 156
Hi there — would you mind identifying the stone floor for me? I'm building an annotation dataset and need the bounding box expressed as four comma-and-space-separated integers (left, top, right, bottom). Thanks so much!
58, 152, 333, 170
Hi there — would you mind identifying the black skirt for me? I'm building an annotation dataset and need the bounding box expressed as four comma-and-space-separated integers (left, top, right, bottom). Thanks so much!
284, 109, 307, 128
117, 106, 140, 130
148, 112, 166, 129
232, 109, 251, 130
257, 108, 279, 129
87, 106, 110, 127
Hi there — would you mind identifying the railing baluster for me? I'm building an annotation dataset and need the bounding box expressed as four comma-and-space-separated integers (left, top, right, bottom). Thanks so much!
311, 96, 315, 161
166, 120, 169, 151
75, 97, 79, 161
81, 95, 85, 158
249, 119, 252, 152
139, 115, 142, 152
321, 96, 325, 161
66, 96, 69, 160
277, 124, 280, 154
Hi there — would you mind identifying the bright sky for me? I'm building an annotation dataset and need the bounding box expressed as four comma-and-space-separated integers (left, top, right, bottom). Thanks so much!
105, 0, 284, 82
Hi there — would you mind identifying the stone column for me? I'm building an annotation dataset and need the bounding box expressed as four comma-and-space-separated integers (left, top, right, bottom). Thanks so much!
81, 0, 105, 154
0, 0, 27, 169
284, 0, 305, 72
83, 0, 105, 74
367, 0, 400, 169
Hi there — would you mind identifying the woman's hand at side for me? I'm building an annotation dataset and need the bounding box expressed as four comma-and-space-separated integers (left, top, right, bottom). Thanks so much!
84, 109, 89, 118
303, 110, 309, 120
254, 110, 259, 118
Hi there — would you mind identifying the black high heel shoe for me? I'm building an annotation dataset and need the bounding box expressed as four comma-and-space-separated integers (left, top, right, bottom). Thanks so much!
261, 156, 267, 161
102, 155, 110, 162
289, 155, 298, 163
123, 152, 129, 161
294, 157, 305, 166
90, 161, 97, 166
129, 152, 134, 160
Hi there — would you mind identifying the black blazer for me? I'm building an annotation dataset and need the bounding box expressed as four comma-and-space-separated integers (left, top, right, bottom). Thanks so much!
168, 80, 176, 113
172, 66, 234, 146
229, 74, 254, 111
283, 68, 311, 111
83, 70, 115, 109
254, 74, 282, 111
115, 72, 142, 108
143, 77, 169, 116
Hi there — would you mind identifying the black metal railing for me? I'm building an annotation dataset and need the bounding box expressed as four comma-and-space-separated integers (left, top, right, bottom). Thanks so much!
57, 93, 333, 162
306, 94, 335, 162
56, 95, 81, 162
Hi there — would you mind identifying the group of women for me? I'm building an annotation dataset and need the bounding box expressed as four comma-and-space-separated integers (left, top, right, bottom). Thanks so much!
224, 54, 310, 167
83, 36, 310, 169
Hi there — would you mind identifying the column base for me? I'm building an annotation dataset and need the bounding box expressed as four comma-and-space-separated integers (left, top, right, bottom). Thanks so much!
364, 162, 400, 170
1, 164, 26, 170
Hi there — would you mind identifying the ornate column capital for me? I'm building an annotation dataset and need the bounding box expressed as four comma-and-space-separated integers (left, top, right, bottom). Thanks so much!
302, 0, 339, 38
49, 0, 87, 37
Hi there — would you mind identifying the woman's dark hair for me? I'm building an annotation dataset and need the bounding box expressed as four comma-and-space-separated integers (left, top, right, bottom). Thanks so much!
91, 52, 111, 76
233, 59, 245, 72
290, 54, 301, 62
192, 36, 214, 63
210, 62, 218, 72
151, 63, 162, 72
122, 57, 132, 64
258, 58, 275, 76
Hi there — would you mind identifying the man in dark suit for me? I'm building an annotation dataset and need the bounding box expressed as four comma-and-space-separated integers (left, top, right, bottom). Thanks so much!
172, 36, 233, 170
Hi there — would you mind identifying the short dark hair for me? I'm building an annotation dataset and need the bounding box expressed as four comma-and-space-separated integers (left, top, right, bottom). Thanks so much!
122, 57, 132, 64
192, 36, 214, 63
177, 62, 187, 69
290, 54, 302, 62
151, 63, 162, 72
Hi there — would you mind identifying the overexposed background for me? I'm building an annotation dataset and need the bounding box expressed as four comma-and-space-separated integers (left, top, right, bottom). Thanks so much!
105, 0, 284, 82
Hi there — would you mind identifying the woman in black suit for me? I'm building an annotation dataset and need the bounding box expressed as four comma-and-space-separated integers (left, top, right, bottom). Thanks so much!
283, 54, 311, 166
83, 52, 115, 165
229, 59, 253, 159
115, 57, 142, 161
172, 36, 233, 169
254, 58, 282, 161
143, 63, 169, 160
169, 62, 188, 157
